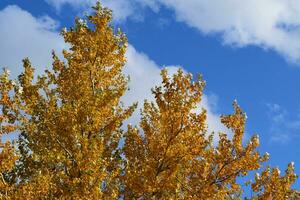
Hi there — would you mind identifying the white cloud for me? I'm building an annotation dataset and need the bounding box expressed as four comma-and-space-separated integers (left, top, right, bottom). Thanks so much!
0, 5, 227, 141
0, 5, 67, 77
46, 0, 300, 63
45, 0, 159, 22
48, 0, 134, 21
155, 0, 300, 63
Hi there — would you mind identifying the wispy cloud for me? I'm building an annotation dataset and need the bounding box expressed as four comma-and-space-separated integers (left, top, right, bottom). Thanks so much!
45, 0, 158, 22
266, 103, 300, 143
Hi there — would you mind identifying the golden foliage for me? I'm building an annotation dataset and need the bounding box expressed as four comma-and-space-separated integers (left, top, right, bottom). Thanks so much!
0, 69, 18, 198
1, 3, 135, 199
0, 2, 298, 199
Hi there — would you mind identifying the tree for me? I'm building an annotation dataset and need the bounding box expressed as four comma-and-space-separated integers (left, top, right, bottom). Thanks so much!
1, 3, 135, 199
0, 2, 298, 199
123, 69, 298, 199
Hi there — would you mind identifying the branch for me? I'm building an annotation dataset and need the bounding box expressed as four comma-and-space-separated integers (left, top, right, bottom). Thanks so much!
56, 138, 77, 166
0, 173, 7, 185
175, 175, 202, 198
89, 47, 100, 96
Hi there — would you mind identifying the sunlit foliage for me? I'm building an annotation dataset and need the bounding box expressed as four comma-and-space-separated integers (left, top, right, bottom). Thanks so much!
0, 2, 298, 199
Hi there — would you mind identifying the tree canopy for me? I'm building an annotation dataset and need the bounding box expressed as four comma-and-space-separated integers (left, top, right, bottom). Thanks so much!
0, 2, 298, 199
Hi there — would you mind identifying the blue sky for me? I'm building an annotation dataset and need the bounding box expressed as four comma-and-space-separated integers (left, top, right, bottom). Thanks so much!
1, 0, 300, 188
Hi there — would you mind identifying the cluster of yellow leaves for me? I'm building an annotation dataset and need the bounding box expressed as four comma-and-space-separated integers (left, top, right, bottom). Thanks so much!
251, 163, 299, 199
0, 69, 19, 198
0, 2, 299, 199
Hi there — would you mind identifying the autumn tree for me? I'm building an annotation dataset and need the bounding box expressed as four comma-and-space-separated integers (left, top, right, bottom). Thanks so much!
123, 69, 299, 199
0, 2, 299, 199
1, 3, 135, 199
